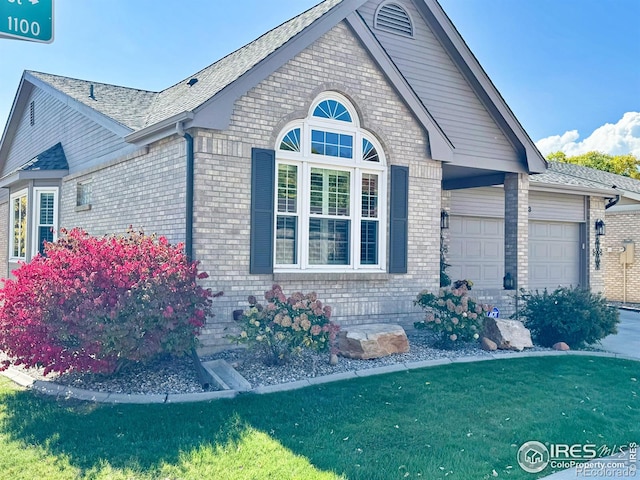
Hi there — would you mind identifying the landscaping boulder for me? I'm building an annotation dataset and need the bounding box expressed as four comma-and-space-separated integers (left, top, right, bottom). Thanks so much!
337, 324, 409, 360
483, 318, 533, 351
553, 342, 570, 351
481, 337, 498, 351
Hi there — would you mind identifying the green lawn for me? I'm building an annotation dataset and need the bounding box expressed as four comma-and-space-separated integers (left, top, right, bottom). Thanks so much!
0, 356, 638, 480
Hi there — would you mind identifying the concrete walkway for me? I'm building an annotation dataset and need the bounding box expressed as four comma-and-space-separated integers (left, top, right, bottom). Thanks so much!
599, 308, 640, 359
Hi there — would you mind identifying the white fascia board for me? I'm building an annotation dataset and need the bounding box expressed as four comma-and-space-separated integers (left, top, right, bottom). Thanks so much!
0, 169, 68, 189
607, 203, 640, 213
529, 182, 616, 197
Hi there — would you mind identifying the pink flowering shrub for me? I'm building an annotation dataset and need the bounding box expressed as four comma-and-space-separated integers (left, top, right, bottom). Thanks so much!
232, 284, 339, 365
0, 228, 219, 375
414, 279, 491, 347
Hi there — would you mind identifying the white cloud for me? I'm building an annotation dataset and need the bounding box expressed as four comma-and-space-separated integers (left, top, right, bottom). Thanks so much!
536, 112, 640, 158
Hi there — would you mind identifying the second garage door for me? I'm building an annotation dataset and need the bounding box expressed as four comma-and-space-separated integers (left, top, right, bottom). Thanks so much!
528, 221, 581, 290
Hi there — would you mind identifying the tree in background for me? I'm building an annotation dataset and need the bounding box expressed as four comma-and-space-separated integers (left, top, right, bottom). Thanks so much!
547, 151, 640, 179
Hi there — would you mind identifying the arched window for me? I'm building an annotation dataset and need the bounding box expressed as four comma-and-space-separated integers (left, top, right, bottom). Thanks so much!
275, 94, 387, 271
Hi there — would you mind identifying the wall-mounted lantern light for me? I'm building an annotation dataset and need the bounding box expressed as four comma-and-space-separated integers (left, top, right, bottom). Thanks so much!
503, 272, 515, 290
440, 210, 450, 230
593, 219, 605, 270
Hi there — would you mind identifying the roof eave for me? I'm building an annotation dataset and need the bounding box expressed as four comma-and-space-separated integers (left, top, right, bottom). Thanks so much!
23, 72, 134, 137
0, 74, 34, 168
125, 111, 195, 146
0, 168, 69, 189
418, 0, 547, 173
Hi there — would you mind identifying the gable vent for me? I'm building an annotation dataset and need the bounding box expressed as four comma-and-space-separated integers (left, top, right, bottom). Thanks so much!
375, 3, 413, 37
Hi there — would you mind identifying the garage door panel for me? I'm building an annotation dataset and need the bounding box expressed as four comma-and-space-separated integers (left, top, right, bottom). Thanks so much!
465, 219, 483, 235
449, 215, 504, 288
483, 221, 501, 236
483, 241, 501, 259
465, 240, 482, 257
529, 221, 580, 290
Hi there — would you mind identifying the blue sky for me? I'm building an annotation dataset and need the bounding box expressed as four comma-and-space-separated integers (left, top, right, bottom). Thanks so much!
1, 0, 638, 155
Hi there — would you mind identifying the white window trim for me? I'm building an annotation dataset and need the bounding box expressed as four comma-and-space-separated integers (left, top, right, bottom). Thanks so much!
274, 95, 387, 273
9, 189, 28, 262
32, 187, 59, 257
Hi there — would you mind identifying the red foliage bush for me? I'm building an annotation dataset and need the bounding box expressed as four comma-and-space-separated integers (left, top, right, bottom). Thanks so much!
0, 228, 219, 375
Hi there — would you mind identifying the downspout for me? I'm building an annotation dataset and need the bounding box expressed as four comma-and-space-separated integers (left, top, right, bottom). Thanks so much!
176, 121, 194, 261
605, 194, 620, 210
177, 121, 211, 389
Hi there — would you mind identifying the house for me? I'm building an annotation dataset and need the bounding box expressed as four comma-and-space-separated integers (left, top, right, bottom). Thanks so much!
533, 162, 640, 303
0, 0, 611, 353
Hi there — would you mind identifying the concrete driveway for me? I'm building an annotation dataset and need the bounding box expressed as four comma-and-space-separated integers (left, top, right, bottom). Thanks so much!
598, 308, 640, 358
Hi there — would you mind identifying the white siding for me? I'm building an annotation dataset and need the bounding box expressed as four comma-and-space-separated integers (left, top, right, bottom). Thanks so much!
2, 87, 127, 176
359, 0, 519, 164
450, 187, 504, 218
529, 191, 585, 222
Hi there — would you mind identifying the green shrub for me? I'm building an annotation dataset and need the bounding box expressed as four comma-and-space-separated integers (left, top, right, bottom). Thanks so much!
513, 286, 619, 348
232, 284, 339, 365
414, 280, 491, 347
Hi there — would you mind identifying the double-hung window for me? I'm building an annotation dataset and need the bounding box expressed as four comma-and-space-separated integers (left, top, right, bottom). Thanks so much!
33, 188, 58, 256
9, 190, 28, 261
8, 187, 59, 261
275, 94, 387, 272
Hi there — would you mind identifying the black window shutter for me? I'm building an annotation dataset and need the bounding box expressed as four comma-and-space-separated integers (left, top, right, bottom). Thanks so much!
389, 165, 409, 274
250, 148, 275, 274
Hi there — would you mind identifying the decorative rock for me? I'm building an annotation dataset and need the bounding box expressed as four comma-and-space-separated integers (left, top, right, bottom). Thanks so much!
329, 353, 339, 365
483, 318, 533, 351
337, 324, 409, 360
481, 337, 498, 351
553, 342, 570, 351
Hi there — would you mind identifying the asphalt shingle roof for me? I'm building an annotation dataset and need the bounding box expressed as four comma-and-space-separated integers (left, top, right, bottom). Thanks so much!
27, 71, 157, 131
144, 0, 343, 127
27, 0, 344, 132
20, 142, 68, 171
531, 162, 640, 196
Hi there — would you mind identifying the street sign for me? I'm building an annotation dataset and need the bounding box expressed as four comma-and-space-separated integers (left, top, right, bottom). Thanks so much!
0, 0, 54, 44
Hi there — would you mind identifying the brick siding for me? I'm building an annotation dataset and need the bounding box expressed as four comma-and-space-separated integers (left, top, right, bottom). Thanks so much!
191, 22, 441, 353
603, 209, 640, 302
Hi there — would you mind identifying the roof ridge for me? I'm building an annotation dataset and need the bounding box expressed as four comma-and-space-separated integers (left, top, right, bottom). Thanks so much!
27, 70, 158, 95
156, 0, 335, 96
143, 0, 344, 127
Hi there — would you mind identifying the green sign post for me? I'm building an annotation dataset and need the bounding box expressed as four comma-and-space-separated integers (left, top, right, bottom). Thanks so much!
0, 0, 54, 43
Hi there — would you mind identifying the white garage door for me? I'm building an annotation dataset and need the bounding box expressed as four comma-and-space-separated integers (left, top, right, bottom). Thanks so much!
448, 216, 504, 288
528, 221, 580, 290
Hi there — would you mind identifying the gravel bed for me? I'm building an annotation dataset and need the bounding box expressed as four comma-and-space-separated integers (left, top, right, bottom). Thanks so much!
3, 332, 561, 395
204, 331, 554, 389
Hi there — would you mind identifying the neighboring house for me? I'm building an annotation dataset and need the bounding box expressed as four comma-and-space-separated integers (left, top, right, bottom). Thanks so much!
0, 0, 611, 353
533, 162, 640, 303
